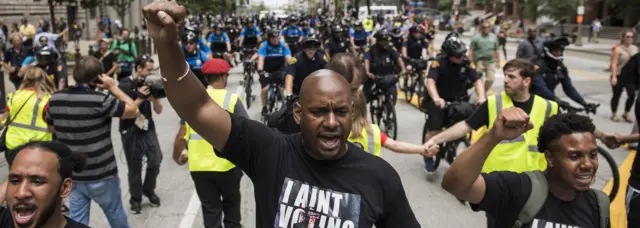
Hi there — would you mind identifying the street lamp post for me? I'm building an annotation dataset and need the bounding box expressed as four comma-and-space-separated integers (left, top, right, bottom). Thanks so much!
575, 0, 585, 46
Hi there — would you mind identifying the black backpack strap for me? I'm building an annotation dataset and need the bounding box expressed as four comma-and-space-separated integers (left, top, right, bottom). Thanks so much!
591, 189, 610, 228
513, 171, 548, 228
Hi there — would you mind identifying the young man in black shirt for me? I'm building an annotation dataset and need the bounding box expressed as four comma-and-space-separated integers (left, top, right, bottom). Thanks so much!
91, 39, 119, 77
143, 2, 420, 226
442, 111, 610, 228
0, 141, 90, 228
118, 55, 164, 214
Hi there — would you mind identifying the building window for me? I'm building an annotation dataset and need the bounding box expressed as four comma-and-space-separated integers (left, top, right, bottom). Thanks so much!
89, 7, 97, 19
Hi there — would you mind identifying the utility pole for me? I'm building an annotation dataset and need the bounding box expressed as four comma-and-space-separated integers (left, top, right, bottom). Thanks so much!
575, 0, 585, 46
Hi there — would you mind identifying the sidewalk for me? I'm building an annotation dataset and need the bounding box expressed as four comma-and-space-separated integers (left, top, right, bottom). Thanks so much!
459, 31, 617, 56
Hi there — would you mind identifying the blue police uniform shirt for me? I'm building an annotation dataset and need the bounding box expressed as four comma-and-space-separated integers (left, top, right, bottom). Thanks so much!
282, 26, 303, 37
21, 56, 36, 67
208, 32, 230, 43
257, 40, 291, 57
301, 27, 315, 37
182, 39, 211, 55
184, 48, 208, 70
240, 27, 261, 37
349, 29, 370, 41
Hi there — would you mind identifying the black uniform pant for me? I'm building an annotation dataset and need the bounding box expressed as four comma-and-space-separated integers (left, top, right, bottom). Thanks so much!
190, 168, 243, 228
121, 127, 163, 203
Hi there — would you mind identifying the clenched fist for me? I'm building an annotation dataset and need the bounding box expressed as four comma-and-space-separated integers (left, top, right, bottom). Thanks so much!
142, 0, 188, 44
489, 107, 534, 141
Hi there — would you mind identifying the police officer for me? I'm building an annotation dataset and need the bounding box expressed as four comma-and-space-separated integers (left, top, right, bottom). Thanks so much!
238, 19, 262, 50
282, 15, 303, 55
182, 25, 210, 55
184, 32, 209, 87
20, 46, 64, 90
390, 26, 404, 52
173, 58, 247, 228
402, 26, 432, 60
532, 36, 599, 112
422, 36, 487, 171
285, 35, 328, 97
350, 22, 370, 50
299, 21, 315, 38
253, 29, 291, 116
207, 24, 232, 58
363, 29, 405, 102
323, 24, 355, 58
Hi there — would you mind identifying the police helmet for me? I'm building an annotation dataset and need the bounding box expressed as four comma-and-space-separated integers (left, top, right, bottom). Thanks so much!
299, 21, 309, 27
409, 26, 419, 34
267, 29, 280, 39
374, 29, 392, 42
183, 31, 198, 43
331, 24, 345, 34
543, 36, 570, 61
288, 15, 298, 22
36, 46, 55, 64
391, 27, 402, 37
302, 35, 321, 49
441, 36, 467, 58
353, 21, 363, 28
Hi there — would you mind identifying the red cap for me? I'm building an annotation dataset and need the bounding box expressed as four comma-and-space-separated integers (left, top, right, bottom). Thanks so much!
201, 58, 230, 75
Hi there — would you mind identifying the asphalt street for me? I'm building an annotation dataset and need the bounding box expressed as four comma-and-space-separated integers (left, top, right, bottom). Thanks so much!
0, 34, 633, 228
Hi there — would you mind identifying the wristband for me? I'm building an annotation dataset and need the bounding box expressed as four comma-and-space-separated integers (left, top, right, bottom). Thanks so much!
160, 60, 190, 82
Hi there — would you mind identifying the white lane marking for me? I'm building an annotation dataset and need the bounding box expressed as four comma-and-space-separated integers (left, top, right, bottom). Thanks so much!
179, 190, 201, 228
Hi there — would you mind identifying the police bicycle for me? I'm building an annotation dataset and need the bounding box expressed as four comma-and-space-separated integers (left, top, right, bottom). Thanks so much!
369, 75, 399, 140
422, 100, 476, 170
400, 57, 434, 104
262, 71, 287, 123
559, 102, 619, 202
241, 48, 257, 109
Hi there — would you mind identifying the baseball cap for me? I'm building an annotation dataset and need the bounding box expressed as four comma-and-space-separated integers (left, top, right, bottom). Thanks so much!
201, 58, 230, 75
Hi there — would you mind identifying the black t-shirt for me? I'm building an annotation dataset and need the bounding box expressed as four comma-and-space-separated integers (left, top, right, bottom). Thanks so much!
286, 52, 328, 95
220, 113, 419, 228
0, 206, 90, 228
402, 36, 429, 59
117, 76, 155, 132
465, 94, 535, 130
427, 56, 480, 101
470, 172, 606, 228
92, 51, 117, 77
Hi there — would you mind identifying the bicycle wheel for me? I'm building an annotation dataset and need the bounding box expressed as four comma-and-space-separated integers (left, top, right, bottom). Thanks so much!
382, 97, 398, 140
422, 119, 442, 170
370, 97, 382, 125
405, 73, 416, 103
244, 74, 252, 109
446, 138, 470, 165
597, 146, 620, 202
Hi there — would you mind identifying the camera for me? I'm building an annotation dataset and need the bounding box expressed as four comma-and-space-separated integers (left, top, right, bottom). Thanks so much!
134, 75, 166, 99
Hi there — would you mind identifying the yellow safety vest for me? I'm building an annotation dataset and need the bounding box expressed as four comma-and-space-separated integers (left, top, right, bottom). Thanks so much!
484, 92, 558, 173
363, 19, 374, 32
348, 124, 382, 157
184, 87, 241, 172
5, 90, 52, 150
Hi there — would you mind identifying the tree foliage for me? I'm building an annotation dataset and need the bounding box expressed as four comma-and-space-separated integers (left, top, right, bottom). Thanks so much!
176, 0, 233, 14
520, 0, 578, 21
607, 0, 640, 25
106, 0, 134, 24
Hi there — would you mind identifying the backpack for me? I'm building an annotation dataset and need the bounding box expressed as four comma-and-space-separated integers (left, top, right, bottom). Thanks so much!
514, 171, 610, 228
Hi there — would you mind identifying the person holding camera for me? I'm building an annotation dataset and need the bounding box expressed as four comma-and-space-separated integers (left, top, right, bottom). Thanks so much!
117, 55, 163, 214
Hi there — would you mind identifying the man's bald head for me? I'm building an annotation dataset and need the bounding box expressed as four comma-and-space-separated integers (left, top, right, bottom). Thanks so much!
299, 69, 352, 104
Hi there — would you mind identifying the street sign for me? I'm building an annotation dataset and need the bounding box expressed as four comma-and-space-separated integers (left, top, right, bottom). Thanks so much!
577, 6, 585, 15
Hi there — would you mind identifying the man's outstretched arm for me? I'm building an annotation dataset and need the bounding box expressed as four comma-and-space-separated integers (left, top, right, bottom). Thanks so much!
144, 0, 231, 152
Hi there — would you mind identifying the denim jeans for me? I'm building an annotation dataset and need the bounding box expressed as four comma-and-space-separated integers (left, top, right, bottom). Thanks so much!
69, 176, 130, 228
